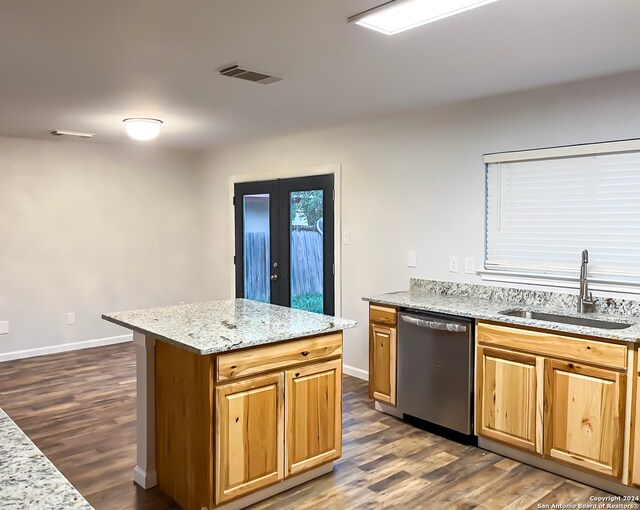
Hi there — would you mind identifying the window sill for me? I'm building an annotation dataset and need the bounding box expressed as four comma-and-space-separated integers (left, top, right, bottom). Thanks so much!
478, 269, 640, 296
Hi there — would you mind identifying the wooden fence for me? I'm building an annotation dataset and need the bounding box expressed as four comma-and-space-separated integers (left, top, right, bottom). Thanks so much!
244, 230, 323, 301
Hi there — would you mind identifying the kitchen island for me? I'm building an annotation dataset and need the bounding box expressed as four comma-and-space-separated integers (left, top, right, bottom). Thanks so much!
103, 299, 357, 510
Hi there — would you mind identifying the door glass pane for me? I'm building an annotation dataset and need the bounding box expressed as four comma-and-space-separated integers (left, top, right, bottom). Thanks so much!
290, 190, 324, 313
243, 194, 270, 303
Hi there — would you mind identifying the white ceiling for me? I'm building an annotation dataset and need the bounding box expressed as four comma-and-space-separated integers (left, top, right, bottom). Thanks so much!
2, 0, 640, 150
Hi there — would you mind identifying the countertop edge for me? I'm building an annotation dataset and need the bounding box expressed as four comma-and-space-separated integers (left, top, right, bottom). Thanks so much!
102, 314, 206, 354
0, 408, 94, 509
102, 313, 358, 356
363, 294, 640, 343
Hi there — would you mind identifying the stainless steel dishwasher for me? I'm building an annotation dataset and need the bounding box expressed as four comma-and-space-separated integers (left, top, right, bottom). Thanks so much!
397, 310, 474, 435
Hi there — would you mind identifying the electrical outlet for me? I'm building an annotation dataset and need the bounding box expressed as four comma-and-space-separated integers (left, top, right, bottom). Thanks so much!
449, 256, 459, 273
343, 231, 351, 245
179, 301, 186, 305
66, 313, 76, 326
407, 251, 417, 268
0, 321, 8, 335
465, 257, 475, 274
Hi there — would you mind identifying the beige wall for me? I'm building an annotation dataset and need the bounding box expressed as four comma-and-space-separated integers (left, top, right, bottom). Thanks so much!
198, 70, 640, 376
0, 136, 206, 357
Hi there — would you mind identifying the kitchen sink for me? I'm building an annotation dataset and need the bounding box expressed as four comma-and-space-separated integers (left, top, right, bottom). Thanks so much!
499, 309, 633, 330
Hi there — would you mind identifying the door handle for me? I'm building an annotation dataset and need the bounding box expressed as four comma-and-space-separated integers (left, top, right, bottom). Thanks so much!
270, 274, 279, 281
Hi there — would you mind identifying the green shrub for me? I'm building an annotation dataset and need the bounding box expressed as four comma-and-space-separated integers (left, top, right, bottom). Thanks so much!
292, 293, 323, 314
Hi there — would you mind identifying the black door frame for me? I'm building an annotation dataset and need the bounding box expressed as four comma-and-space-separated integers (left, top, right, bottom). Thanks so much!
234, 174, 335, 315
234, 179, 280, 304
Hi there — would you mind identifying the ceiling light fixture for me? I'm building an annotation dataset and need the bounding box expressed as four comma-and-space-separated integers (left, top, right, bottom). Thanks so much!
123, 118, 163, 141
348, 0, 498, 35
50, 130, 96, 138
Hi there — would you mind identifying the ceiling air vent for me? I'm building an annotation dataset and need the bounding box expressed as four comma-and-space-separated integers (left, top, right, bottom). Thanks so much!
219, 64, 282, 85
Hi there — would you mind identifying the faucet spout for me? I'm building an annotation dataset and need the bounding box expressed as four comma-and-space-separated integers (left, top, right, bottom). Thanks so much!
578, 249, 596, 313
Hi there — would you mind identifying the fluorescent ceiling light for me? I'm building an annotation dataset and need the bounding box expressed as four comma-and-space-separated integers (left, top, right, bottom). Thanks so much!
50, 130, 95, 138
123, 118, 163, 141
349, 0, 499, 35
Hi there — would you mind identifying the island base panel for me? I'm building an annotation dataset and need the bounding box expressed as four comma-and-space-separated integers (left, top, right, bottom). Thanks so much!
133, 332, 157, 489
156, 340, 213, 510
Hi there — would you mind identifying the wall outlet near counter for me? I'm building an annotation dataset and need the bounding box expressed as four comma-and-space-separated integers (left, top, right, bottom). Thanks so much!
465, 257, 475, 274
407, 251, 417, 268
66, 313, 76, 326
343, 231, 351, 245
0, 321, 8, 335
449, 256, 459, 273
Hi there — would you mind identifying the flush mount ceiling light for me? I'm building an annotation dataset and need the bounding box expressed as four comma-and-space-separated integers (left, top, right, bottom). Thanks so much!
348, 0, 499, 35
123, 118, 163, 141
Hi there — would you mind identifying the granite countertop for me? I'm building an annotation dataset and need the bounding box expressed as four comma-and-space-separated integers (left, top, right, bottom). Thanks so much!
0, 409, 93, 510
103, 298, 358, 355
363, 287, 640, 343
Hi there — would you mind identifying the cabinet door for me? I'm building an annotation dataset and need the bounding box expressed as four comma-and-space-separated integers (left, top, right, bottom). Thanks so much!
477, 346, 539, 452
369, 324, 397, 406
215, 372, 284, 504
286, 359, 342, 475
632, 375, 640, 486
544, 359, 625, 478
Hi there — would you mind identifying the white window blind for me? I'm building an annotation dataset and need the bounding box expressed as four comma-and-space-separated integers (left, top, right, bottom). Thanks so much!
485, 147, 640, 285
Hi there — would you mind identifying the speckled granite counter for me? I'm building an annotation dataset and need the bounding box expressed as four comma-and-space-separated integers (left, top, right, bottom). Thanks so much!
103, 298, 358, 355
0, 409, 92, 510
363, 279, 640, 343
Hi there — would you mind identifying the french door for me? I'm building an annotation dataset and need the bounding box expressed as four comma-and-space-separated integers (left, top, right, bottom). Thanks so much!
234, 174, 335, 315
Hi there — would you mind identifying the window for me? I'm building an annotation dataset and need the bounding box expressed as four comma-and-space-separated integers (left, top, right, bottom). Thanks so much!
483, 139, 640, 291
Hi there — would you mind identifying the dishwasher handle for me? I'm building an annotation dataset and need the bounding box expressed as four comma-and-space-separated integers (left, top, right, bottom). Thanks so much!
401, 315, 468, 333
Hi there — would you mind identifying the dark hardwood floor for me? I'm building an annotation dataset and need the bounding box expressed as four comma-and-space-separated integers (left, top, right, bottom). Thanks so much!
0, 343, 618, 509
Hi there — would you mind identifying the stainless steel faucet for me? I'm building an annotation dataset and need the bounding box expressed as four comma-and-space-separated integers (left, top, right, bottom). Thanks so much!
577, 249, 596, 313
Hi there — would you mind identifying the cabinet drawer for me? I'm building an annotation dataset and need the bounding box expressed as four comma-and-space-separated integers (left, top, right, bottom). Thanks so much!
477, 322, 627, 371
216, 333, 342, 382
369, 304, 397, 326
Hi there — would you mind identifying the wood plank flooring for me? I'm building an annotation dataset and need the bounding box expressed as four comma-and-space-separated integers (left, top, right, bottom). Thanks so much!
0, 343, 621, 509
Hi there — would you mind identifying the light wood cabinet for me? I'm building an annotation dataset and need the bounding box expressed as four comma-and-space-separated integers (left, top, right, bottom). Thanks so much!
156, 331, 344, 510
216, 333, 342, 382
477, 322, 627, 371
544, 359, 625, 477
286, 359, 342, 475
632, 374, 640, 486
476, 346, 539, 452
369, 304, 398, 406
477, 322, 630, 482
215, 372, 284, 504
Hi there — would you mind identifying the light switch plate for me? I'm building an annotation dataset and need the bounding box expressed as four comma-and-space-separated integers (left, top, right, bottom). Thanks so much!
0, 321, 8, 335
449, 256, 459, 273
343, 231, 351, 245
407, 251, 417, 268
66, 313, 76, 326
465, 257, 475, 274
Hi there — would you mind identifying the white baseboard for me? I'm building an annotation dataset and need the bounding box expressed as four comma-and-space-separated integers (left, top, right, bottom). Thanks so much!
343, 364, 369, 381
0, 334, 133, 362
